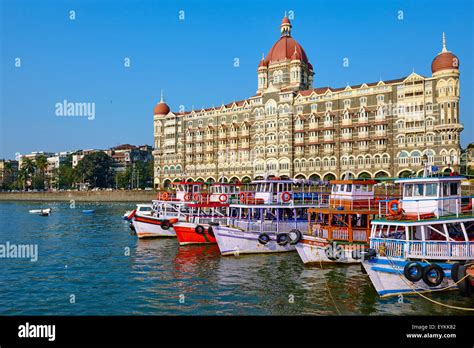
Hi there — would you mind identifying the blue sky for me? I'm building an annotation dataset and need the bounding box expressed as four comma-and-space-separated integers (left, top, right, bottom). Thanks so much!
1, 0, 473, 159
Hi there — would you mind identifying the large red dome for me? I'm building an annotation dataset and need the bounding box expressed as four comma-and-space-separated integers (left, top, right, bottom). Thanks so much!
266, 36, 309, 64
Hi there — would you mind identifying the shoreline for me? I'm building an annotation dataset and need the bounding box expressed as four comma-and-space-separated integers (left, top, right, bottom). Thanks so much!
0, 191, 157, 202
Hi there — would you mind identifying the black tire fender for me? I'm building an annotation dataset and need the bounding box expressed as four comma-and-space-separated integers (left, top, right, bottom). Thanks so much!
451, 262, 462, 283
403, 262, 424, 282
324, 245, 338, 261
276, 233, 289, 246
457, 264, 472, 297
422, 264, 445, 287
258, 233, 270, 245
288, 229, 302, 245
207, 226, 215, 237
161, 219, 171, 230
195, 225, 205, 234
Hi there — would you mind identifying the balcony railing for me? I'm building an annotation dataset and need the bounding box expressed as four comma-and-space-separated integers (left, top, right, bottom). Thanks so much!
371, 238, 474, 260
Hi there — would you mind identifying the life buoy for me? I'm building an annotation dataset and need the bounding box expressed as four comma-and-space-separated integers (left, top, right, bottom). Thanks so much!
219, 194, 228, 203
288, 229, 302, 245
161, 219, 171, 230
276, 233, 289, 246
422, 264, 445, 287
257, 233, 270, 245
403, 262, 423, 282
388, 200, 402, 215
161, 192, 169, 201
193, 193, 201, 201
239, 192, 247, 203
195, 225, 205, 234
281, 191, 291, 203
184, 193, 192, 201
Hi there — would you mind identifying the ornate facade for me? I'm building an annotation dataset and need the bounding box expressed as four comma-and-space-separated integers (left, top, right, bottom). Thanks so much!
153, 17, 462, 188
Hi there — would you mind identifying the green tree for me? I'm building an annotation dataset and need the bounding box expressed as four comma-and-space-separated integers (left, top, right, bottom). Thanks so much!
1, 162, 15, 190
74, 152, 114, 188
21, 158, 36, 190
57, 154, 75, 189
35, 154, 48, 190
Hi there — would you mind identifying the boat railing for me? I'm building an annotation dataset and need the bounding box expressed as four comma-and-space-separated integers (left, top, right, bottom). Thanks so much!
328, 194, 398, 211
195, 216, 229, 224
231, 219, 307, 233
308, 224, 369, 242
376, 196, 474, 221
370, 237, 474, 260
234, 191, 331, 205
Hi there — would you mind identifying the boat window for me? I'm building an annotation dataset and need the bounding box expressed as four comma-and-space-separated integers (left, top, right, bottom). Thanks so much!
139, 206, 152, 212
355, 185, 361, 191
346, 184, 352, 192
361, 185, 367, 192
425, 183, 437, 197
340, 184, 345, 192
449, 182, 459, 196
442, 183, 449, 196
404, 184, 413, 197
413, 184, 423, 197
332, 185, 337, 193
272, 183, 278, 192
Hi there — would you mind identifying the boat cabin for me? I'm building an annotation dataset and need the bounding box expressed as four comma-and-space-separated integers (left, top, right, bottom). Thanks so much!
170, 181, 205, 202
208, 183, 241, 203
242, 178, 321, 204
395, 176, 465, 218
329, 179, 376, 209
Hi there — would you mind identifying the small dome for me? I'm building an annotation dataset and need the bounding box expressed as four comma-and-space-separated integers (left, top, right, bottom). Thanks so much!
432, 52, 459, 74
258, 56, 267, 68
154, 102, 170, 115
281, 17, 291, 25
431, 32, 459, 74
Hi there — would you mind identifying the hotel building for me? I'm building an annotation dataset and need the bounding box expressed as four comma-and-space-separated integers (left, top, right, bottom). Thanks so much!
152, 17, 462, 188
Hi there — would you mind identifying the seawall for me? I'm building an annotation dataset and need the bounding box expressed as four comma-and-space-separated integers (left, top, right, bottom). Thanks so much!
0, 191, 157, 202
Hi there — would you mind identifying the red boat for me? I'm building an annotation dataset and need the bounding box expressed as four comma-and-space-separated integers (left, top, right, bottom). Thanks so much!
173, 182, 239, 245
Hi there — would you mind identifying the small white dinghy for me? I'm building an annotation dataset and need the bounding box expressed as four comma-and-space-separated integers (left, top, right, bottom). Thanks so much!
29, 208, 52, 216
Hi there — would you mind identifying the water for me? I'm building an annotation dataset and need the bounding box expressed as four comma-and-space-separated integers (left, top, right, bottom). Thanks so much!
1, 201, 473, 315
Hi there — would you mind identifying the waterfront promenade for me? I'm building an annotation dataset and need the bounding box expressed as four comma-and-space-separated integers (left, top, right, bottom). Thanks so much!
0, 190, 156, 202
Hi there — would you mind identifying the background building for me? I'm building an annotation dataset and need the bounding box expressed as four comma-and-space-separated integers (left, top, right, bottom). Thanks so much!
153, 17, 462, 188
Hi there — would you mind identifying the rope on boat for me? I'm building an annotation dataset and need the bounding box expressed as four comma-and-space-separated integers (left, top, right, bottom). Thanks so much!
318, 258, 341, 315
384, 253, 474, 311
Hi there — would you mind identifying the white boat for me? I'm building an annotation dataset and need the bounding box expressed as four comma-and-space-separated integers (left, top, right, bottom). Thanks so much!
213, 178, 323, 256
362, 173, 474, 297
29, 208, 51, 215
132, 201, 189, 238
123, 204, 153, 220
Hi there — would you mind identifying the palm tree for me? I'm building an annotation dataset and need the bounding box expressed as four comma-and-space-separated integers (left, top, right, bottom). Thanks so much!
35, 155, 48, 189
21, 158, 36, 190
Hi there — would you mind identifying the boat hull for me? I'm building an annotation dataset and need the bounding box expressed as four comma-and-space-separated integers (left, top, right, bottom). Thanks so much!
295, 236, 365, 264
133, 215, 178, 238
362, 257, 455, 297
173, 222, 217, 245
213, 226, 295, 256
